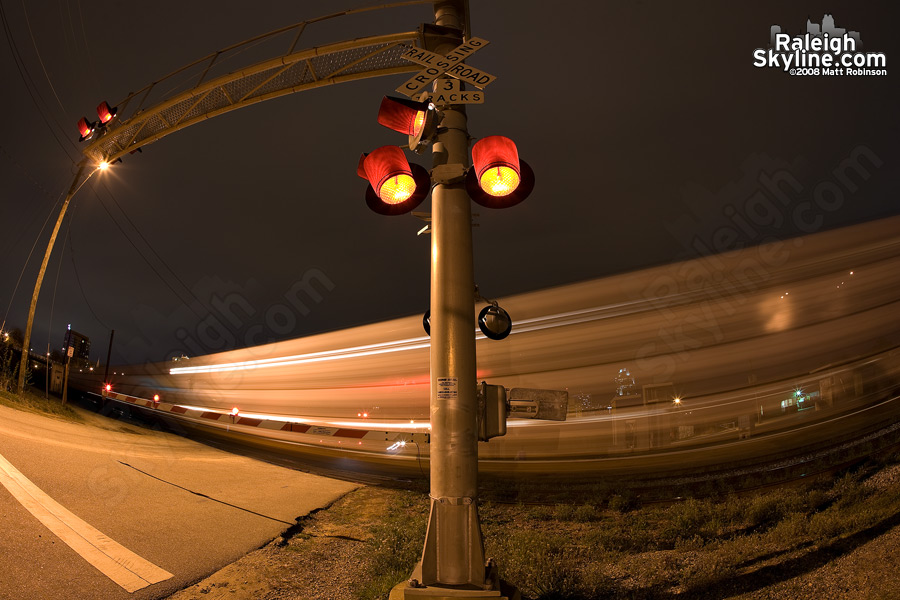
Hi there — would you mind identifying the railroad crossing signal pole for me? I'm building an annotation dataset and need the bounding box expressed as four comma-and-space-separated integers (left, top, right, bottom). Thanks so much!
394, 3, 513, 598
417, 4, 483, 589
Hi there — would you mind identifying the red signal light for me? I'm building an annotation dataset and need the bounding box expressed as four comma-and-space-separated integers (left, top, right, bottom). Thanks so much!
377, 96, 441, 153
377, 96, 428, 136
78, 117, 96, 142
466, 136, 535, 209
104, 383, 111, 392
357, 146, 430, 215
153, 394, 160, 403
96, 101, 117, 124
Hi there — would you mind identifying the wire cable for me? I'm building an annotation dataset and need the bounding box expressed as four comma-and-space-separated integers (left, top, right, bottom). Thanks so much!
97, 180, 218, 318
90, 187, 209, 322
66, 217, 111, 331
21, 0, 68, 117
0, 0, 77, 162
0, 189, 65, 334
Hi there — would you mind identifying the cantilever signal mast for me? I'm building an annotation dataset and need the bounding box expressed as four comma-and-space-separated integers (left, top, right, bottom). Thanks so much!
16, 8, 426, 396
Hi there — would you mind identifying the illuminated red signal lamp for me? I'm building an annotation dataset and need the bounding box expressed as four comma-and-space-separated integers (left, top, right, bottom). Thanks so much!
465, 135, 535, 209
357, 145, 431, 215
96, 101, 117, 124
78, 117, 96, 142
377, 96, 441, 153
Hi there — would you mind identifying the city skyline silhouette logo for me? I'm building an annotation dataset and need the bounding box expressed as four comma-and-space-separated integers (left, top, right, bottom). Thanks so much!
752, 14, 887, 76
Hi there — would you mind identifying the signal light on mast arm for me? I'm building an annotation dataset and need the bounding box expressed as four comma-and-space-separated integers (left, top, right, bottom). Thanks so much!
357, 145, 431, 215
77, 117, 96, 142
96, 101, 117, 124
465, 135, 535, 209
377, 95, 442, 153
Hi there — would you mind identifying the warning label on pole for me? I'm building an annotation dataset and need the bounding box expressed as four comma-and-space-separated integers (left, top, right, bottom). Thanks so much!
437, 377, 459, 399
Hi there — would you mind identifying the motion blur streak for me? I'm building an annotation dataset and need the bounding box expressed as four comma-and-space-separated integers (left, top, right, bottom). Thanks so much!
72, 217, 900, 476
168, 337, 431, 375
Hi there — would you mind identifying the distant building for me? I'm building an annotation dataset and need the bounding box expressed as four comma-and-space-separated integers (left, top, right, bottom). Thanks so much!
63, 324, 91, 368
615, 367, 637, 396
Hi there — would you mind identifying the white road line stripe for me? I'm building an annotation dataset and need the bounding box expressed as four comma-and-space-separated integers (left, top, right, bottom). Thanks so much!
0, 453, 173, 592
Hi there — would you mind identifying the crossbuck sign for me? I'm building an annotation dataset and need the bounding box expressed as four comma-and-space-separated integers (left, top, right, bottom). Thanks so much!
396, 37, 496, 98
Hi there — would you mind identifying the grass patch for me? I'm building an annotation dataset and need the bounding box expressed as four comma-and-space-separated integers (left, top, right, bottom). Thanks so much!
169, 448, 900, 600
342, 449, 900, 599
356, 489, 429, 600
0, 388, 83, 422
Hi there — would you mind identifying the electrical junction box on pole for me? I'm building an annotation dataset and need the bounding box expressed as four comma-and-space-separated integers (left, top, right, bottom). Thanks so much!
477, 382, 507, 441
477, 384, 570, 441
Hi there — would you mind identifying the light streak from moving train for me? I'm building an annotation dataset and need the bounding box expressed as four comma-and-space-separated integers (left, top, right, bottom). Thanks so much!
71, 216, 900, 476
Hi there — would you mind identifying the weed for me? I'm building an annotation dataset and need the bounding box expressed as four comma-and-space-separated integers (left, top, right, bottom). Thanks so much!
495, 530, 579, 599
0, 388, 82, 422
608, 491, 639, 513
572, 504, 598, 523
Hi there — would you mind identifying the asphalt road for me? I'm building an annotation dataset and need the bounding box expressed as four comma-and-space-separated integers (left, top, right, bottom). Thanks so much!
0, 403, 357, 600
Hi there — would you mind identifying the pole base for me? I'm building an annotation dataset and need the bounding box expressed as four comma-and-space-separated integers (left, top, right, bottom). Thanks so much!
389, 580, 520, 600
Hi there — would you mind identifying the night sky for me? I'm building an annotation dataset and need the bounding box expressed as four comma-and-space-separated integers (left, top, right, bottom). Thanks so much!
0, 1, 897, 365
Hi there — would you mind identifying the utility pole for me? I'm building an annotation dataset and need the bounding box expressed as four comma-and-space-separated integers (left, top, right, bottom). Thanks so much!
101, 329, 114, 408
61, 348, 71, 405
103, 329, 115, 385
17, 163, 89, 396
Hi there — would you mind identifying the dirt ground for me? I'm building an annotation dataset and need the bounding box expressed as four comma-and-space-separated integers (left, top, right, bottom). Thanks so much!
165, 487, 397, 600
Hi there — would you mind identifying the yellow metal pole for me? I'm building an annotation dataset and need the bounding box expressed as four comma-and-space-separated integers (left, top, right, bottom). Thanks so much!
17, 163, 90, 396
